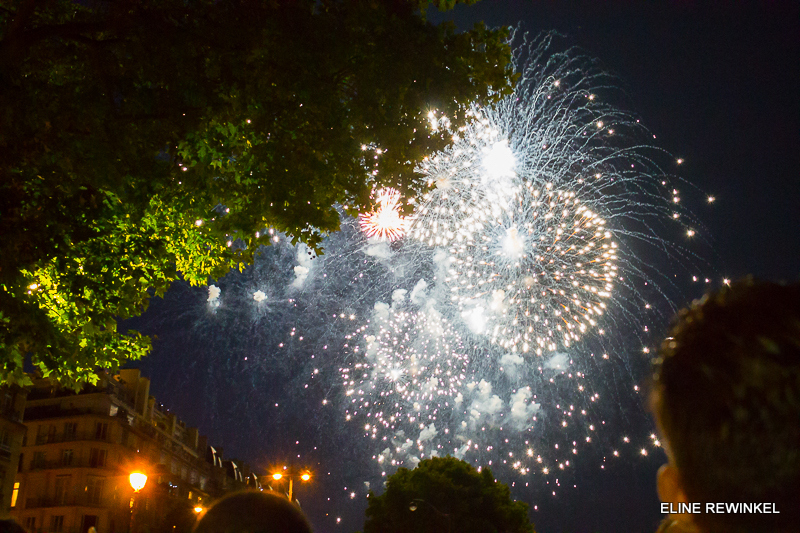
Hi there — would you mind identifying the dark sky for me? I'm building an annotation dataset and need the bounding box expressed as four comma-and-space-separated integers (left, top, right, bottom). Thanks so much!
131, 3, 799, 533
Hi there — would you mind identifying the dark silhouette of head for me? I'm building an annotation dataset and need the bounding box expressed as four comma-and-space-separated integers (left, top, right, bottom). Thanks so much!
0, 520, 26, 533
193, 490, 313, 533
652, 279, 800, 532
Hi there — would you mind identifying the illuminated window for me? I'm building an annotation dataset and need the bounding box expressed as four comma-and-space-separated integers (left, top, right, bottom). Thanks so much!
10, 482, 19, 508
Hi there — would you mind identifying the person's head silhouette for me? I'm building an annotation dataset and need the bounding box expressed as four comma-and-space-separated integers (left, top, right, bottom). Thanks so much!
193, 490, 313, 533
652, 279, 800, 532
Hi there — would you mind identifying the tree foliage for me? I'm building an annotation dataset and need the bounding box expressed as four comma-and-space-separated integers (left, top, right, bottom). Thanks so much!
0, 0, 515, 386
363, 457, 534, 533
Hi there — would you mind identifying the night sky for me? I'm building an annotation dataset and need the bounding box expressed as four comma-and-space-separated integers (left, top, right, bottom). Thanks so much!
127, 3, 799, 533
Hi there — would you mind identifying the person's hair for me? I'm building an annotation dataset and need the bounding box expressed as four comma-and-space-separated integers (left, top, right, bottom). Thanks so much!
652, 279, 800, 532
192, 490, 313, 533
0, 520, 26, 533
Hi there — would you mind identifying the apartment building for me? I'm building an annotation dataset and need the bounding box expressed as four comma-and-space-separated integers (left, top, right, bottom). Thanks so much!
0, 385, 28, 516
10, 370, 253, 533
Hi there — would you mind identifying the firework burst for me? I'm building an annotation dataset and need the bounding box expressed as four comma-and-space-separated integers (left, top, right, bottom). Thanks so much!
359, 188, 408, 241
410, 32, 694, 356
132, 34, 714, 528
341, 304, 469, 440
446, 181, 617, 354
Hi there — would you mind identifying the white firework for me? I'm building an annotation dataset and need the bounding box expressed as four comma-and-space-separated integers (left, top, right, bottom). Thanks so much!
410, 33, 687, 354
156, 35, 707, 507
409, 118, 519, 248
447, 181, 617, 354
341, 305, 469, 441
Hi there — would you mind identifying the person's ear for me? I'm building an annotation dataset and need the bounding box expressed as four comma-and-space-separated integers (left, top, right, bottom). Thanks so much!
657, 463, 686, 505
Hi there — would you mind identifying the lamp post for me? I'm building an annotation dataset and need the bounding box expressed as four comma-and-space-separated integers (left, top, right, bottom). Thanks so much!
271, 469, 311, 503
129, 472, 147, 533
409, 498, 451, 533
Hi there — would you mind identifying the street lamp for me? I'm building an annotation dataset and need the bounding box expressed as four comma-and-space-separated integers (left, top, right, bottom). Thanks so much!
129, 472, 147, 533
129, 473, 147, 493
270, 468, 312, 503
409, 498, 450, 533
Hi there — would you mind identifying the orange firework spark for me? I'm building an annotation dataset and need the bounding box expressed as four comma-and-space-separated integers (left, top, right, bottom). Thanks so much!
359, 188, 407, 241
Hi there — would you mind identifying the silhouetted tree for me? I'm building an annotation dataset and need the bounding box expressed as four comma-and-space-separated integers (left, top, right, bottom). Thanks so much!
364, 457, 534, 533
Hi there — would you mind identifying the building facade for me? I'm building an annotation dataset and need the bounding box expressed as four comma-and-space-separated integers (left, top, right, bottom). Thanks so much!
0, 385, 28, 517
10, 370, 254, 533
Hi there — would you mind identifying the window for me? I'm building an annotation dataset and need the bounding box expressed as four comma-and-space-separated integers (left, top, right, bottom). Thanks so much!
94, 422, 108, 441
37, 424, 56, 444
54, 475, 70, 505
63, 422, 77, 439
61, 449, 73, 467
50, 515, 64, 532
36, 424, 47, 444
24, 517, 34, 531
0, 391, 11, 413
86, 477, 105, 505
10, 482, 19, 508
17, 453, 23, 473
32, 451, 46, 468
81, 515, 97, 532
109, 404, 119, 417
0, 429, 10, 449
89, 448, 106, 468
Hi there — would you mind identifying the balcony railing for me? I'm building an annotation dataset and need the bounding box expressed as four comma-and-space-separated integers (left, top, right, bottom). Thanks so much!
29, 457, 112, 471
25, 495, 107, 509
34, 431, 111, 446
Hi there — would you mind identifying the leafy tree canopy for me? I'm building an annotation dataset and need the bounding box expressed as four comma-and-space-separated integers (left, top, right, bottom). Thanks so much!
363, 457, 535, 533
0, 0, 515, 386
